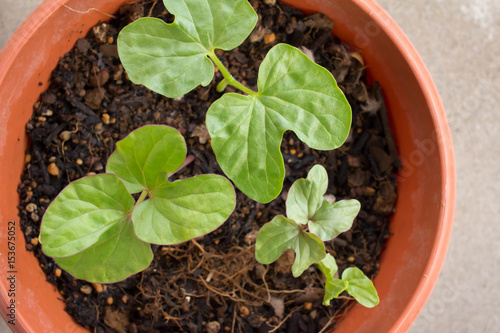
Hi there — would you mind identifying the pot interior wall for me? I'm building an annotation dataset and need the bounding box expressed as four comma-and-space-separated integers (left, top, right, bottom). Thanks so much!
0, 0, 453, 332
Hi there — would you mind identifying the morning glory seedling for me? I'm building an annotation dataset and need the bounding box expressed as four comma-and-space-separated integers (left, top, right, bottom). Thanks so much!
255, 165, 378, 306
254, 165, 360, 275
40, 125, 236, 283
118, 0, 352, 203
317, 254, 379, 307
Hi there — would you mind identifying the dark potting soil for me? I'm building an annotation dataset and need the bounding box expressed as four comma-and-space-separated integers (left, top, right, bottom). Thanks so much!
17, 1, 401, 332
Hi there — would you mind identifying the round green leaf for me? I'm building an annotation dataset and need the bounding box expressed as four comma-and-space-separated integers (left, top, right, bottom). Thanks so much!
163, 0, 258, 51
343, 267, 380, 308
207, 44, 351, 203
317, 253, 339, 280
281, 164, 360, 241
324, 279, 348, 306
317, 254, 347, 306
106, 125, 186, 193
131, 174, 236, 244
255, 215, 326, 277
118, 17, 214, 98
286, 165, 329, 224
206, 94, 284, 203
309, 199, 361, 242
40, 174, 135, 258
54, 220, 153, 283
117, 0, 258, 98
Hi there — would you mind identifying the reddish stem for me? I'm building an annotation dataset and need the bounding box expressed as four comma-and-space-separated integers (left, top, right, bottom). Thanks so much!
169, 154, 195, 177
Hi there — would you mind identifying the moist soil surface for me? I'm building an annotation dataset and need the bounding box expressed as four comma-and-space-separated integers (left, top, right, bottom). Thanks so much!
18, 1, 400, 332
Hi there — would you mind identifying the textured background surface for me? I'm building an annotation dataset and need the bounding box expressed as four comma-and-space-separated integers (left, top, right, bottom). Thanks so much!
1, 0, 499, 332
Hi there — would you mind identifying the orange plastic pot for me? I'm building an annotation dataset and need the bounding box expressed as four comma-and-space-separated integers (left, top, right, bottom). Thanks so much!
0, 0, 455, 332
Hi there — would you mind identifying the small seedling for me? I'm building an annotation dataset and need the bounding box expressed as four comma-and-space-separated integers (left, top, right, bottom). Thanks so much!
118, 0, 352, 203
40, 125, 236, 283
317, 254, 379, 307
255, 165, 379, 307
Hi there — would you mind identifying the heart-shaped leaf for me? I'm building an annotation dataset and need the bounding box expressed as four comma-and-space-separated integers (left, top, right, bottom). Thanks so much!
40, 174, 135, 258
54, 220, 153, 283
342, 267, 380, 308
286, 165, 329, 224
41, 125, 236, 283
207, 44, 351, 203
132, 174, 236, 244
117, 0, 258, 98
255, 215, 325, 277
106, 125, 187, 193
285, 165, 360, 241
317, 254, 347, 306
309, 199, 361, 241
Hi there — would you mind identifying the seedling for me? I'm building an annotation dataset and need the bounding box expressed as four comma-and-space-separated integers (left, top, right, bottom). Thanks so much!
255, 165, 379, 307
317, 254, 379, 307
118, 0, 352, 203
40, 125, 236, 283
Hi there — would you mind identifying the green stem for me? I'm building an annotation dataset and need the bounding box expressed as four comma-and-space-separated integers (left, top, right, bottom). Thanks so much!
216, 79, 229, 93
136, 190, 148, 205
208, 52, 257, 97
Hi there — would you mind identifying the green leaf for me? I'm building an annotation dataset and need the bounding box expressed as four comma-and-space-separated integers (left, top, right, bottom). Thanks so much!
54, 220, 153, 283
317, 254, 347, 306
106, 125, 186, 193
41, 124, 236, 283
117, 0, 258, 98
343, 267, 380, 308
207, 44, 351, 203
308, 199, 361, 242
284, 164, 360, 241
286, 165, 329, 224
132, 175, 235, 244
40, 174, 135, 258
255, 215, 325, 277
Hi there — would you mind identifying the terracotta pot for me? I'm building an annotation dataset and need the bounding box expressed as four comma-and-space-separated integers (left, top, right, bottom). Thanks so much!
0, 0, 455, 332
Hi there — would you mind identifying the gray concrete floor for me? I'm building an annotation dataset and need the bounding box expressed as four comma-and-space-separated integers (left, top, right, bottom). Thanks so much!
1, 0, 499, 332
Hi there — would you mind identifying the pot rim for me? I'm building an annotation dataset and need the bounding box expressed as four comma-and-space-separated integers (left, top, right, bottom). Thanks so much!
348, 0, 455, 331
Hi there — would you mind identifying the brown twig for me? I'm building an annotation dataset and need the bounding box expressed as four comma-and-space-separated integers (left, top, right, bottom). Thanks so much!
261, 266, 271, 302
231, 307, 237, 333
147, 0, 158, 17
191, 239, 206, 254
269, 309, 299, 333
318, 315, 336, 333
198, 278, 244, 303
